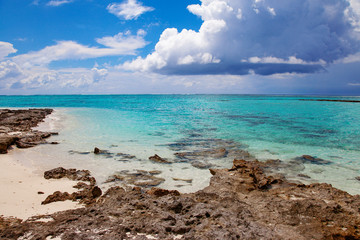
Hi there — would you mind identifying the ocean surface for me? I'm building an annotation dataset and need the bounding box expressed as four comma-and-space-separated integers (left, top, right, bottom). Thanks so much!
1, 95, 360, 194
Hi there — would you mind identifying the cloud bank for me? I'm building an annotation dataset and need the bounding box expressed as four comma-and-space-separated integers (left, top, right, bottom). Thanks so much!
107, 0, 154, 20
13, 31, 147, 68
0, 31, 146, 90
123, 0, 360, 75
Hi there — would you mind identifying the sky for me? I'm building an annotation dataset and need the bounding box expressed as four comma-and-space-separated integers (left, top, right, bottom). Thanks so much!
1, 0, 360, 95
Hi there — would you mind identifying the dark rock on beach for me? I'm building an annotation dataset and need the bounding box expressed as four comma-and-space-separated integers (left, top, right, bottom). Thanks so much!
0, 108, 53, 131
42, 167, 101, 205
0, 135, 17, 154
44, 167, 96, 185
2, 159, 359, 240
0, 109, 56, 153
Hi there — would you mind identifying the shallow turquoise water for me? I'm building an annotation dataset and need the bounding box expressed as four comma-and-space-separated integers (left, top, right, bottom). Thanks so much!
1, 95, 360, 194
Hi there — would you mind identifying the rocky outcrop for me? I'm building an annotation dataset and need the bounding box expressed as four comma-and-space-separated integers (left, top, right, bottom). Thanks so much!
41, 185, 102, 205
0, 109, 56, 153
0, 135, 17, 154
2, 159, 359, 240
42, 167, 101, 205
44, 167, 96, 185
0, 108, 53, 131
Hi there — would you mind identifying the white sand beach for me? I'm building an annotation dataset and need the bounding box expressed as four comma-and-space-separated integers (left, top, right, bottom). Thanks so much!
0, 152, 84, 220
0, 110, 84, 220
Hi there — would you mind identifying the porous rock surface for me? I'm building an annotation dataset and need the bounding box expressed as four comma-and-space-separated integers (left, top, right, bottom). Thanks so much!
1, 159, 359, 240
41, 167, 101, 205
0, 108, 55, 153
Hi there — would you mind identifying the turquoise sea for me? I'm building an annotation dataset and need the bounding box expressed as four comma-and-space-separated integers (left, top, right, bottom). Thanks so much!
1, 95, 360, 194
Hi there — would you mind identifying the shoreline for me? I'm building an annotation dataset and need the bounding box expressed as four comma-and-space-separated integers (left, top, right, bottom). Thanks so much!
0, 109, 84, 220
0, 108, 360, 239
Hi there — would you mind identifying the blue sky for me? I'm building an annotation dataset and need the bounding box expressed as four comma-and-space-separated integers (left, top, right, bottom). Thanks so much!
1, 0, 360, 95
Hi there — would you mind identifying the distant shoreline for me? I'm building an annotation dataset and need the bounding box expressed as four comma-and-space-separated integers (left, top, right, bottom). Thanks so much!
300, 99, 360, 103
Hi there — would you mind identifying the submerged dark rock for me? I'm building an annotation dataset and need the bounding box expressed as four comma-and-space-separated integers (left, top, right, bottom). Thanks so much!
191, 161, 216, 169
68, 150, 91, 155
175, 147, 228, 160
116, 152, 137, 161
172, 178, 193, 184
294, 155, 332, 165
2, 159, 359, 239
105, 170, 165, 188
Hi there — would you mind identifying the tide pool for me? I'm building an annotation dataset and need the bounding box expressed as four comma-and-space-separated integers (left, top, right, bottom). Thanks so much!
1, 95, 359, 194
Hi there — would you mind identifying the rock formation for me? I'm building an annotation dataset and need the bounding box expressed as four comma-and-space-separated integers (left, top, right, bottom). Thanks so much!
0, 109, 56, 153
42, 167, 101, 205
1, 159, 359, 239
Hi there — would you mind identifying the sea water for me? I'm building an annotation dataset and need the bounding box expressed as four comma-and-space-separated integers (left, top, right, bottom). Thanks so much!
1, 95, 359, 194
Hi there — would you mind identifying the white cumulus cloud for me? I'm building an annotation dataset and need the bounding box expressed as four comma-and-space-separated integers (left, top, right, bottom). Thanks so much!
107, 0, 154, 20
123, 0, 360, 76
0, 42, 17, 60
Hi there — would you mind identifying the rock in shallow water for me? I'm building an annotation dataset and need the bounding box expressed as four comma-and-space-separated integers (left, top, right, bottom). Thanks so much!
105, 170, 165, 188
175, 147, 227, 160
149, 154, 172, 164
191, 161, 216, 169
294, 155, 332, 165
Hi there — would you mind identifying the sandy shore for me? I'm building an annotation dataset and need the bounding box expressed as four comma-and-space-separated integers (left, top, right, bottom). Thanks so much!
0, 151, 84, 220
0, 109, 84, 220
